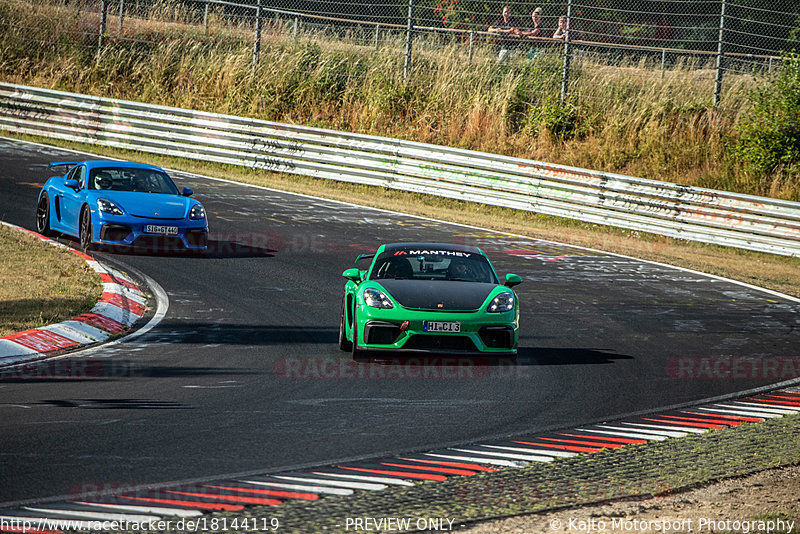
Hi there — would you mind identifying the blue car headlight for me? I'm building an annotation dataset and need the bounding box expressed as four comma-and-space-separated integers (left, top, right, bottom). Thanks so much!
97, 198, 124, 215
364, 288, 394, 309
487, 292, 514, 313
189, 203, 206, 220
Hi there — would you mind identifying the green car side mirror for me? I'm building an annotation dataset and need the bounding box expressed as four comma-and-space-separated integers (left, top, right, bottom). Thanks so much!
342, 267, 362, 282
505, 273, 522, 287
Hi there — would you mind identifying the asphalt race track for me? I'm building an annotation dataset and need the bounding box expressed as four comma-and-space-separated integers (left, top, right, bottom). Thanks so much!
1, 137, 799, 504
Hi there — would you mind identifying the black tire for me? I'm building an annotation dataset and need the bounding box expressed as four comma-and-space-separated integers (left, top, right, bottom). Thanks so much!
338, 300, 352, 351
79, 207, 93, 251
36, 192, 53, 236
351, 308, 368, 361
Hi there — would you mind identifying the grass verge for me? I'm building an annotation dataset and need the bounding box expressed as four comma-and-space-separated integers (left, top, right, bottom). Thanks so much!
6, 131, 800, 300
0, 223, 102, 337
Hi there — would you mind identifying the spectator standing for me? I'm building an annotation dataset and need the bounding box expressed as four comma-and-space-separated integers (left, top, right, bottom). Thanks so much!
522, 7, 546, 60
488, 5, 522, 61
523, 7, 545, 38
553, 16, 567, 40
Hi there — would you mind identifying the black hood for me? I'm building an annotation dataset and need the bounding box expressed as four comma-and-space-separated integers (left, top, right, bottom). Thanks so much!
377, 280, 497, 311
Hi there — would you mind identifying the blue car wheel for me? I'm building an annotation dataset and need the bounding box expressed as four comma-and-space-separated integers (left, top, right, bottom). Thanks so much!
36, 192, 53, 236
79, 207, 93, 251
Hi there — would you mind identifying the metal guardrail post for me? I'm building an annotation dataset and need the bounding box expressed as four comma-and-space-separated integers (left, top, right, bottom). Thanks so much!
468, 30, 474, 64
560, 0, 573, 105
117, 0, 124, 37
714, 0, 727, 107
403, 0, 415, 84
252, 0, 262, 75
97, 0, 108, 64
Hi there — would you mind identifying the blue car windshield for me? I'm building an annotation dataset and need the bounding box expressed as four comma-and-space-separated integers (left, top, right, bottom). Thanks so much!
371, 251, 498, 284
89, 167, 179, 195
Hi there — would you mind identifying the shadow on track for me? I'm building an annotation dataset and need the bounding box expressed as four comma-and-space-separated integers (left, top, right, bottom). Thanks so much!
39, 398, 189, 409
58, 237, 277, 259
517, 347, 634, 365
356, 348, 632, 367
0, 358, 259, 382
136, 324, 338, 346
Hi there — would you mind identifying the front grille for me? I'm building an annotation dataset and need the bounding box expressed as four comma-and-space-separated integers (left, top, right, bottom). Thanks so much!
479, 326, 515, 349
185, 229, 208, 247
365, 322, 402, 345
100, 224, 132, 242
404, 335, 477, 352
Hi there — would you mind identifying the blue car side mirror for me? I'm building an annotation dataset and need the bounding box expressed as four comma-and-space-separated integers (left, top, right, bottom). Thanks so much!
65, 178, 80, 190
182, 187, 193, 197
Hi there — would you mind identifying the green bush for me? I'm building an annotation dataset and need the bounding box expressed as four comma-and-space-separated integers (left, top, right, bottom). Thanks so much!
734, 53, 800, 176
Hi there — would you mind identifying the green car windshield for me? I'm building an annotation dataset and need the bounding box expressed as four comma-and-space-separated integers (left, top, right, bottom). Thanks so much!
370, 251, 498, 284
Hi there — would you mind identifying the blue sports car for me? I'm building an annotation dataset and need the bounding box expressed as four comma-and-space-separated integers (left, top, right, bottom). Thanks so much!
36, 160, 208, 251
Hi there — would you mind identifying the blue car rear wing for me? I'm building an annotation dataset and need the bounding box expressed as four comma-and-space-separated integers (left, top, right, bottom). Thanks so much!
49, 161, 78, 170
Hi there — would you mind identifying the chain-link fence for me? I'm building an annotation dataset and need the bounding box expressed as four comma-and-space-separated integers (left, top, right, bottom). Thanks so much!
4, 0, 800, 107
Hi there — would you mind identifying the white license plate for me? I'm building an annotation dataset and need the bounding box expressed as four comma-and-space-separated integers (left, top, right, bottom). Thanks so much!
145, 225, 179, 235
423, 321, 461, 333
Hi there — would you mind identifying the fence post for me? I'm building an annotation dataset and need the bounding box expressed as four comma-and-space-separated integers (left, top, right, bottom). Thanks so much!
293, 16, 299, 43
375, 24, 380, 51
403, 0, 415, 83
97, 0, 108, 63
252, 0, 262, 75
661, 49, 666, 79
204, 0, 209, 34
468, 30, 474, 63
560, 0, 573, 105
713, 0, 727, 107
117, 0, 124, 37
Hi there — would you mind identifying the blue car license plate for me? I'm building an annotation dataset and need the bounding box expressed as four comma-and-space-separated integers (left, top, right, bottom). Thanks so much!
145, 225, 178, 235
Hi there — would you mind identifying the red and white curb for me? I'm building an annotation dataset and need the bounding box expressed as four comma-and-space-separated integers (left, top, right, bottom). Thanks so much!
0, 222, 148, 366
1, 388, 798, 532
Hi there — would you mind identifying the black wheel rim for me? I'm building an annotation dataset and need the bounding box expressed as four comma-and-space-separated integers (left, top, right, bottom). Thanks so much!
80, 211, 90, 248
36, 196, 48, 232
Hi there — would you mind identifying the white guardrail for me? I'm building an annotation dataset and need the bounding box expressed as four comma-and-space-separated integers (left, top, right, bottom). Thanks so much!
2, 82, 800, 257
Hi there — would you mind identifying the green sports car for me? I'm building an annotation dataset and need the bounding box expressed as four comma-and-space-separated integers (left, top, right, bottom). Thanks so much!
338, 243, 522, 357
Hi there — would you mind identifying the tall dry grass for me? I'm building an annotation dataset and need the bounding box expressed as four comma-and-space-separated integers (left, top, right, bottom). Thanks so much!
0, 0, 793, 199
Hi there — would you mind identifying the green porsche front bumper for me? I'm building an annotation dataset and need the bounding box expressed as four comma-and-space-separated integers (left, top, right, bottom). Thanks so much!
352, 304, 518, 355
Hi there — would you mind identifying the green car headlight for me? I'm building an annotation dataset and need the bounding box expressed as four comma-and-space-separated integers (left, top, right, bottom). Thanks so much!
487, 292, 514, 313
364, 288, 394, 309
